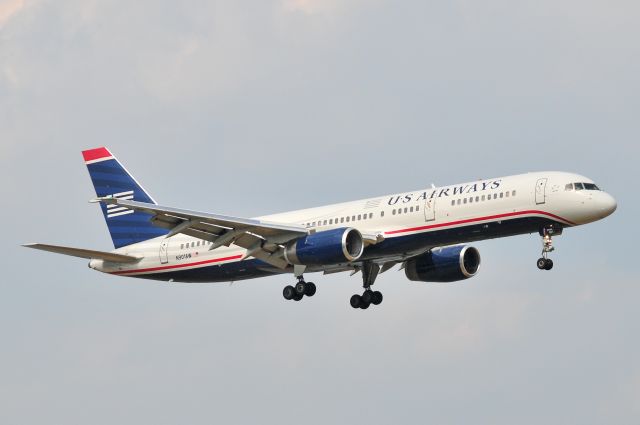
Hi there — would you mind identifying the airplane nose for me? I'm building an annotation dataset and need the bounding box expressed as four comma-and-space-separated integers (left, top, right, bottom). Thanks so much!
598, 192, 617, 218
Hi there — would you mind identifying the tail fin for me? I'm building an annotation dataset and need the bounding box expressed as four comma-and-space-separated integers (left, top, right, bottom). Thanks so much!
82, 147, 169, 248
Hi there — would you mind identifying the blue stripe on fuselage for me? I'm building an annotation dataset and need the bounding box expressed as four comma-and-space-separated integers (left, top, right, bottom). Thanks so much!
127, 216, 563, 283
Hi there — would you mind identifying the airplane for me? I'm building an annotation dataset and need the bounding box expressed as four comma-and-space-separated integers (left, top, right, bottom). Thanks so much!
24, 147, 617, 309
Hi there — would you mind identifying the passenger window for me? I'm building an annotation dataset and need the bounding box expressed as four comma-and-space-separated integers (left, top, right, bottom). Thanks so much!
475, 196, 479, 202
352, 215, 356, 221
381, 211, 385, 217
481, 195, 485, 201
416, 205, 419, 211
565, 183, 573, 191
323, 220, 328, 225
410, 206, 414, 212
512, 190, 516, 196
340, 217, 344, 223
494, 194, 498, 199
357, 214, 361, 220
346, 217, 350, 222
575, 183, 585, 190
499, 193, 504, 198
469, 197, 473, 203
505, 191, 509, 198
191, 242, 195, 248
463, 198, 467, 204
329, 219, 333, 225
404, 207, 408, 213
180, 244, 184, 249
457, 199, 461, 205
369, 213, 373, 219
197, 241, 201, 247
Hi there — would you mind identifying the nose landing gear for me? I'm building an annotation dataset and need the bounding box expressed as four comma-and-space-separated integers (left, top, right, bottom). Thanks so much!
537, 225, 561, 271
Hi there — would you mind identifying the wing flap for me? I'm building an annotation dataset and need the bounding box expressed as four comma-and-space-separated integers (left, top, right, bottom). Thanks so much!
23, 243, 141, 263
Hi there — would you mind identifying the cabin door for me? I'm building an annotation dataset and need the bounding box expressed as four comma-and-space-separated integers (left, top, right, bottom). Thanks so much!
424, 193, 436, 221
159, 239, 169, 264
535, 178, 548, 205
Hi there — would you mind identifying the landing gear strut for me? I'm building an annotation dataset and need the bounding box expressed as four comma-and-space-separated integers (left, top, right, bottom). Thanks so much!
537, 225, 560, 271
350, 262, 383, 310
283, 276, 316, 301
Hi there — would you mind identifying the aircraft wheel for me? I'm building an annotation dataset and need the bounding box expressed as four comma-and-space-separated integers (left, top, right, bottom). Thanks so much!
361, 290, 373, 304
304, 282, 316, 297
283, 285, 295, 300
350, 294, 362, 309
537, 258, 547, 270
293, 293, 303, 301
371, 291, 383, 305
360, 300, 371, 310
295, 281, 306, 295
544, 259, 554, 270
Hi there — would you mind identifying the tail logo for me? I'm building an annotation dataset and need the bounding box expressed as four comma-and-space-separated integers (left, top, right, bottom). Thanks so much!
106, 191, 135, 218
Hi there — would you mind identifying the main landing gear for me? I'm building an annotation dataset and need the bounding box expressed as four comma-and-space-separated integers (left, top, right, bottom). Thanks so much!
537, 225, 561, 271
350, 262, 383, 310
283, 277, 316, 301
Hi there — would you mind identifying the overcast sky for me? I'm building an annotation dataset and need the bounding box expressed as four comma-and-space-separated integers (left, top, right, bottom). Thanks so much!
1, 1, 639, 424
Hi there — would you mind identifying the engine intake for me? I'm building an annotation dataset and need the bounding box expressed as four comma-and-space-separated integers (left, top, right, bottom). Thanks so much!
405, 245, 481, 283
285, 228, 364, 266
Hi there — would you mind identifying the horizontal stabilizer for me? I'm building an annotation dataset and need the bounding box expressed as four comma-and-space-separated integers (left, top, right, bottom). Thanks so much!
22, 243, 141, 263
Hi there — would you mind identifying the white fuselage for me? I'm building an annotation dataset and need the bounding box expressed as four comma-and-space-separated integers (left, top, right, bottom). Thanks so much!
91, 171, 616, 281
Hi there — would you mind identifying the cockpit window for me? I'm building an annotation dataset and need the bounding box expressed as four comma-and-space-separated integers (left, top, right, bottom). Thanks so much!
567, 182, 600, 191
583, 183, 600, 190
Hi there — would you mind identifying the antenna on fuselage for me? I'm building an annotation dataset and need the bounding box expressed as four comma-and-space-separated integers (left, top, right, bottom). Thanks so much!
431, 183, 436, 189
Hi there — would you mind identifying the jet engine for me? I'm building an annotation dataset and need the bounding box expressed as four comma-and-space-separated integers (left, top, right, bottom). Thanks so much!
284, 228, 364, 266
405, 245, 481, 283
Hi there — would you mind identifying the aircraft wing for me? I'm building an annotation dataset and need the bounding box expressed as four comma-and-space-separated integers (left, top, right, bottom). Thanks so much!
93, 198, 309, 269
23, 243, 141, 263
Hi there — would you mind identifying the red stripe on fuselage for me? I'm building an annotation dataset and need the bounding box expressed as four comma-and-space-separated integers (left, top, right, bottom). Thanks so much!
111, 254, 244, 276
110, 210, 574, 276
82, 147, 112, 162
384, 209, 575, 235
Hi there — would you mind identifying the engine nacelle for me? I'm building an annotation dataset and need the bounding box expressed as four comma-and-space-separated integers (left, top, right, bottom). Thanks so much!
284, 228, 364, 266
405, 245, 481, 283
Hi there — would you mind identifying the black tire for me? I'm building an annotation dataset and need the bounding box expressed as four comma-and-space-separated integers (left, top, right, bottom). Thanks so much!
293, 293, 303, 301
283, 285, 295, 300
350, 294, 362, 309
545, 259, 554, 270
362, 290, 373, 304
295, 281, 306, 295
360, 301, 371, 310
304, 282, 316, 297
537, 258, 547, 270
371, 291, 383, 305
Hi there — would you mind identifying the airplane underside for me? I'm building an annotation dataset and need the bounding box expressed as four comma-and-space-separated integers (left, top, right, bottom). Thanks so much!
132, 216, 565, 283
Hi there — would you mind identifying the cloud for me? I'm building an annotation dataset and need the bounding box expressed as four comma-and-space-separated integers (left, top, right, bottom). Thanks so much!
0, 0, 24, 28
281, 0, 348, 15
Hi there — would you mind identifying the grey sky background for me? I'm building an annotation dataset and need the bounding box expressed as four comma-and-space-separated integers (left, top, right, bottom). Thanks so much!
1, 1, 639, 424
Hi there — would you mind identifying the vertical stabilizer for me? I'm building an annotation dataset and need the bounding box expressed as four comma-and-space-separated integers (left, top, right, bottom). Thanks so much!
82, 147, 169, 248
